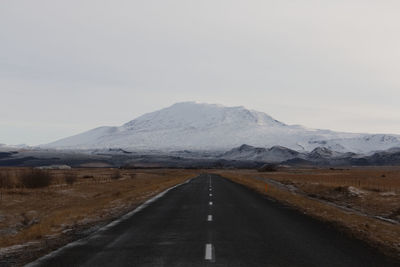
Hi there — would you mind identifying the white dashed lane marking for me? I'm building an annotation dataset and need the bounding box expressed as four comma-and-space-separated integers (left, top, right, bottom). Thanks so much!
205, 243, 213, 260
206, 176, 214, 261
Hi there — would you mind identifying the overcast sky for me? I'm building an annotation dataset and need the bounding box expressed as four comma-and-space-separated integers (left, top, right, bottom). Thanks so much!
1, 0, 400, 145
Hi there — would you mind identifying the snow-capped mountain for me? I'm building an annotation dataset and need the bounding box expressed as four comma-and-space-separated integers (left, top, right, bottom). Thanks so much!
43, 102, 400, 153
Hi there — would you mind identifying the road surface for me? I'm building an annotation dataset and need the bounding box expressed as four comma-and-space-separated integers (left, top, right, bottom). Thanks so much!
28, 174, 398, 266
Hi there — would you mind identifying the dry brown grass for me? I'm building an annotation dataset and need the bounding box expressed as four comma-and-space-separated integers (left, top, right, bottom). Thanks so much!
0, 168, 197, 249
211, 168, 400, 258
255, 166, 400, 191
257, 167, 400, 221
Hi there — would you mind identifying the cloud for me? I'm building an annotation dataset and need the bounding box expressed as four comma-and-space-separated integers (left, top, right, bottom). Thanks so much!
1, 0, 400, 144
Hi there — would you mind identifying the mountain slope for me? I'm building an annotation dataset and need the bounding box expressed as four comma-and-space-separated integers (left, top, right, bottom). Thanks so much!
44, 102, 400, 153
221, 144, 304, 163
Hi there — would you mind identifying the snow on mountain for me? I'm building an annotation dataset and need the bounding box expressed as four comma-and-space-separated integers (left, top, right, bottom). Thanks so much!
220, 145, 362, 164
307, 147, 355, 160
0, 143, 31, 152
221, 144, 304, 163
43, 102, 400, 153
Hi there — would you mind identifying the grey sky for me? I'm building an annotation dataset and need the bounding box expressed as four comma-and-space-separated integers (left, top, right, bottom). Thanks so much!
1, 0, 400, 145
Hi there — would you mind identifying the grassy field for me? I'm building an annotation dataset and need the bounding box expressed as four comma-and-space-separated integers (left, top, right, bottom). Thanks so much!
211, 167, 400, 259
0, 167, 197, 265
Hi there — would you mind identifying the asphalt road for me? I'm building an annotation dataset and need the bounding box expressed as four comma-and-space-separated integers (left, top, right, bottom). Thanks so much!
28, 174, 398, 267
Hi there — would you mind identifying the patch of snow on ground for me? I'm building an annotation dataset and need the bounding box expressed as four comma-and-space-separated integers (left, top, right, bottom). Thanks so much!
380, 191, 397, 196
347, 186, 366, 197
0, 241, 40, 255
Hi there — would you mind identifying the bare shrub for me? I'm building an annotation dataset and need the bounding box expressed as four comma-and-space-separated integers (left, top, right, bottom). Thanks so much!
0, 172, 14, 188
65, 173, 78, 186
0, 172, 5, 188
258, 164, 278, 172
20, 169, 53, 188
113, 191, 121, 197
111, 170, 122, 180
82, 175, 94, 179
